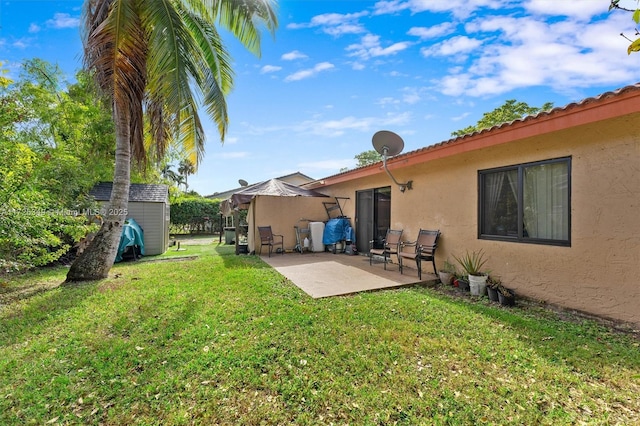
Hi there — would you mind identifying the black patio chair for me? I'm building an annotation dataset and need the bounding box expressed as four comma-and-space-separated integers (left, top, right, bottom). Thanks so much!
257, 226, 284, 257
369, 229, 403, 270
398, 229, 440, 280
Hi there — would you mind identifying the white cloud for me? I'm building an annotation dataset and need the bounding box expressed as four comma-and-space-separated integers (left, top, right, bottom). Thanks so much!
293, 112, 413, 137
401, 87, 421, 104
284, 62, 335, 82
421, 35, 483, 57
28, 23, 41, 33
372, 0, 409, 16
346, 34, 412, 60
260, 65, 281, 74
287, 11, 368, 36
407, 22, 456, 39
281, 50, 308, 61
375, 0, 504, 19
46, 13, 80, 29
310, 11, 369, 26
12, 38, 32, 49
524, 0, 608, 20
433, 13, 638, 97
376, 97, 401, 106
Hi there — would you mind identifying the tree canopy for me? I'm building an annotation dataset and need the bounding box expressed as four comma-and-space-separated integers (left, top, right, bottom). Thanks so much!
355, 150, 383, 167
0, 60, 116, 272
451, 99, 553, 138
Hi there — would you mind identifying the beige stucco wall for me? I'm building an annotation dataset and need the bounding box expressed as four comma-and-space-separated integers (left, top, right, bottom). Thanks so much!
250, 196, 329, 253
314, 114, 640, 326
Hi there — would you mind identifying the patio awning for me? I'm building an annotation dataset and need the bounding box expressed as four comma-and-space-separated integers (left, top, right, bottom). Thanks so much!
220, 178, 329, 216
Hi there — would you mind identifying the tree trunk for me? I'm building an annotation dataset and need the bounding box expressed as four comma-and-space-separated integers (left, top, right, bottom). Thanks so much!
66, 103, 131, 282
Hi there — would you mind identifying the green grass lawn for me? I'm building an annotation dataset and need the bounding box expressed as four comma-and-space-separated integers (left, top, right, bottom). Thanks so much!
1, 242, 639, 425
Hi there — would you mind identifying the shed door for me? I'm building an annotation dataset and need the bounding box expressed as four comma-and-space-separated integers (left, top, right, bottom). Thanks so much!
355, 186, 391, 254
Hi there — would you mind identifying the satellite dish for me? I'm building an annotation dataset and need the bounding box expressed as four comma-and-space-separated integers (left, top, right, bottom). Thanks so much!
372, 130, 404, 157
238, 179, 248, 187
371, 130, 413, 192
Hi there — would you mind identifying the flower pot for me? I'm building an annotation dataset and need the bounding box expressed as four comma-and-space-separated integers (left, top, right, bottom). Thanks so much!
438, 271, 454, 285
498, 289, 515, 306
468, 274, 487, 296
487, 286, 499, 302
457, 278, 470, 291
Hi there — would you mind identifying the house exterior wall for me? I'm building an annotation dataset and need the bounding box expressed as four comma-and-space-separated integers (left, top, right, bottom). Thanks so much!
278, 174, 314, 187
252, 196, 330, 252
312, 113, 640, 326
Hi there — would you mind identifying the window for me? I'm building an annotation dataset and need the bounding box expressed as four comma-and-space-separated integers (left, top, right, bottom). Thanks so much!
479, 157, 570, 246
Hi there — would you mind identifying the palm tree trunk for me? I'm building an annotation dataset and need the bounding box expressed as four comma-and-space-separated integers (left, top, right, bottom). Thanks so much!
66, 103, 131, 282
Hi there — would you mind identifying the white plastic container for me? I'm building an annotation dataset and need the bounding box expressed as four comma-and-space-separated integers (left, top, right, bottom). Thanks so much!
468, 274, 487, 296
309, 222, 325, 252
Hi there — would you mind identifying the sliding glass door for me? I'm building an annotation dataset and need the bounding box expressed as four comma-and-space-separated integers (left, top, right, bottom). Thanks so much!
355, 187, 391, 253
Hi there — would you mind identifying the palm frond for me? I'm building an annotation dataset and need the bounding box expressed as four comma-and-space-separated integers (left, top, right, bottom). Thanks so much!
83, 0, 147, 164
179, 8, 232, 139
144, 0, 207, 165
178, 100, 206, 167
199, 0, 278, 56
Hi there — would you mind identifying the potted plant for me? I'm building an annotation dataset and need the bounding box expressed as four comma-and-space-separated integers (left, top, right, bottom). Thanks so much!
438, 259, 457, 286
496, 283, 515, 306
453, 249, 488, 296
486, 276, 500, 302
454, 272, 470, 291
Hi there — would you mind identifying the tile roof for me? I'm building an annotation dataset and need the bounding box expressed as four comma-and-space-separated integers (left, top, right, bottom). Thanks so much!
314, 83, 640, 185
89, 182, 169, 203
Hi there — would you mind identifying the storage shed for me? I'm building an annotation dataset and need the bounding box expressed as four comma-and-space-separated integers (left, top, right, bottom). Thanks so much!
89, 182, 170, 256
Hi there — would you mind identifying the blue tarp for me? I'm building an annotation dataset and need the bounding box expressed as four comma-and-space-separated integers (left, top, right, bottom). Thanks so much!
322, 218, 355, 245
115, 218, 145, 262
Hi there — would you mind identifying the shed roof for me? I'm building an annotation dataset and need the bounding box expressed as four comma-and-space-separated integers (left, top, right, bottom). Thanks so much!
89, 182, 169, 203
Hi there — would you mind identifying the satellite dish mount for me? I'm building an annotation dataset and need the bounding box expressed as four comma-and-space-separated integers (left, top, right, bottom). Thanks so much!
372, 130, 413, 192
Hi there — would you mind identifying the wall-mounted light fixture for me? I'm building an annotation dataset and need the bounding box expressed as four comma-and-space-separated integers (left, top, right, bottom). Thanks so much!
372, 130, 413, 192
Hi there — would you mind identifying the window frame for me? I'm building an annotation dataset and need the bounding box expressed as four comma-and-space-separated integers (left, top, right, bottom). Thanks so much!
478, 157, 571, 247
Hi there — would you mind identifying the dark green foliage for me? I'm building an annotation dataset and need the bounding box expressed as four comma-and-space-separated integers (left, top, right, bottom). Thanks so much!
170, 197, 221, 234
451, 99, 554, 137
355, 149, 383, 167
0, 60, 115, 271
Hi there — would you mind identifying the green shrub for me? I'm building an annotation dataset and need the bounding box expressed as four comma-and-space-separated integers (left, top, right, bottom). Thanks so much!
170, 197, 221, 234
0, 191, 97, 272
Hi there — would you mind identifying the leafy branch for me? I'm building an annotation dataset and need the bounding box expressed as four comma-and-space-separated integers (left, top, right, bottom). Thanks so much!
609, 0, 640, 54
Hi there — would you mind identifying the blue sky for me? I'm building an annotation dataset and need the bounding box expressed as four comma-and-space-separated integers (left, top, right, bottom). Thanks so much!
1, 0, 639, 196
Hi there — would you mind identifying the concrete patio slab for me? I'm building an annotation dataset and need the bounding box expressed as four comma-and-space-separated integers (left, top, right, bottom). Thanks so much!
261, 252, 438, 298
